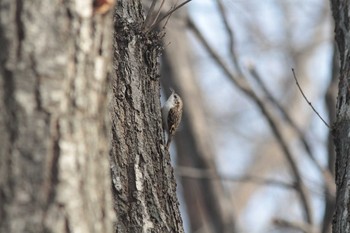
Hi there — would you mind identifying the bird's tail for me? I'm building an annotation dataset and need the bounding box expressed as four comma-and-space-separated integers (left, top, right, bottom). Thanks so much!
165, 135, 173, 150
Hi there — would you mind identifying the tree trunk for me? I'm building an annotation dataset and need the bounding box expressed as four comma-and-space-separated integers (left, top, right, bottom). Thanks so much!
109, 1, 184, 232
330, 1, 350, 233
0, 1, 115, 233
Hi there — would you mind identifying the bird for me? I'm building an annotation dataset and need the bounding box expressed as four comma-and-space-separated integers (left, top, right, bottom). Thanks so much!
162, 88, 183, 150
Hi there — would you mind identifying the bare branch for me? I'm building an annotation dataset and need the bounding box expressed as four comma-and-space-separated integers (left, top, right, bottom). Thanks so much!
215, 0, 242, 75
148, 0, 166, 31
249, 66, 335, 197
188, 18, 314, 224
274, 219, 316, 233
249, 66, 313, 156
187, 18, 253, 95
161, 2, 177, 30
175, 166, 295, 189
292, 68, 330, 128
142, 0, 158, 30
147, 0, 192, 32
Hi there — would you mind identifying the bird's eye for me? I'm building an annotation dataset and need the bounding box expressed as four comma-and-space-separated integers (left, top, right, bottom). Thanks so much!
174, 95, 177, 99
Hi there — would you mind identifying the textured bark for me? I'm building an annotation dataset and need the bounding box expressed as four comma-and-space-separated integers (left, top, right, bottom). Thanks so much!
0, 1, 114, 233
331, 1, 350, 233
109, 1, 184, 232
160, 4, 236, 233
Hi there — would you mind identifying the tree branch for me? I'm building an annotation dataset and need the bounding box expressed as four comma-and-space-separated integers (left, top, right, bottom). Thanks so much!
274, 219, 316, 233
292, 68, 330, 128
249, 66, 335, 198
147, 0, 192, 32
176, 166, 295, 189
188, 17, 313, 225
215, 0, 243, 75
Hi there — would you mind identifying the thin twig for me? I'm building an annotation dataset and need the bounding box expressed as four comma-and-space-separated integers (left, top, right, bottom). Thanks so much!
274, 219, 315, 233
187, 18, 253, 94
215, 0, 243, 76
292, 68, 330, 128
250, 66, 335, 197
250, 68, 315, 162
142, 0, 158, 30
175, 166, 295, 189
249, 67, 313, 155
148, 0, 192, 32
162, 0, 179, 30
148, 0, 166, 31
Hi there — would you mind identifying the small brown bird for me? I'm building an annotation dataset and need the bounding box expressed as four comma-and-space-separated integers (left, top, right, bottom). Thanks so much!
162, 89, 183, 149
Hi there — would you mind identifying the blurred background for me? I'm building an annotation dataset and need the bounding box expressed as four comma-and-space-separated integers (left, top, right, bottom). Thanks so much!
157, 0, 335, 232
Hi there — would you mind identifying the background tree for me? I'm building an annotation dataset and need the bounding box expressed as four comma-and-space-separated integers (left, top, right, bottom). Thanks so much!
159, 0, 337, 232
159, 1, 236, 232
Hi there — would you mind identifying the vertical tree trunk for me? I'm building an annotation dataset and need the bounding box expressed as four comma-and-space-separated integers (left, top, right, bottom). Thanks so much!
0, 1, 115, 233
330, 1, 350, 232
109, 0, 184, 232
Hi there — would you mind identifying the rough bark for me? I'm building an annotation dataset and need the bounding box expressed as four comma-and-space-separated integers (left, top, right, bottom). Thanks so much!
109, 1, 184, 232
331, 1, 350, 233
0, 1, 114, 233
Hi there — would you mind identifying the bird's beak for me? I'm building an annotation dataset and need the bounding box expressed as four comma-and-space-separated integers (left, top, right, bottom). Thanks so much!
170, 88, 175, 94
